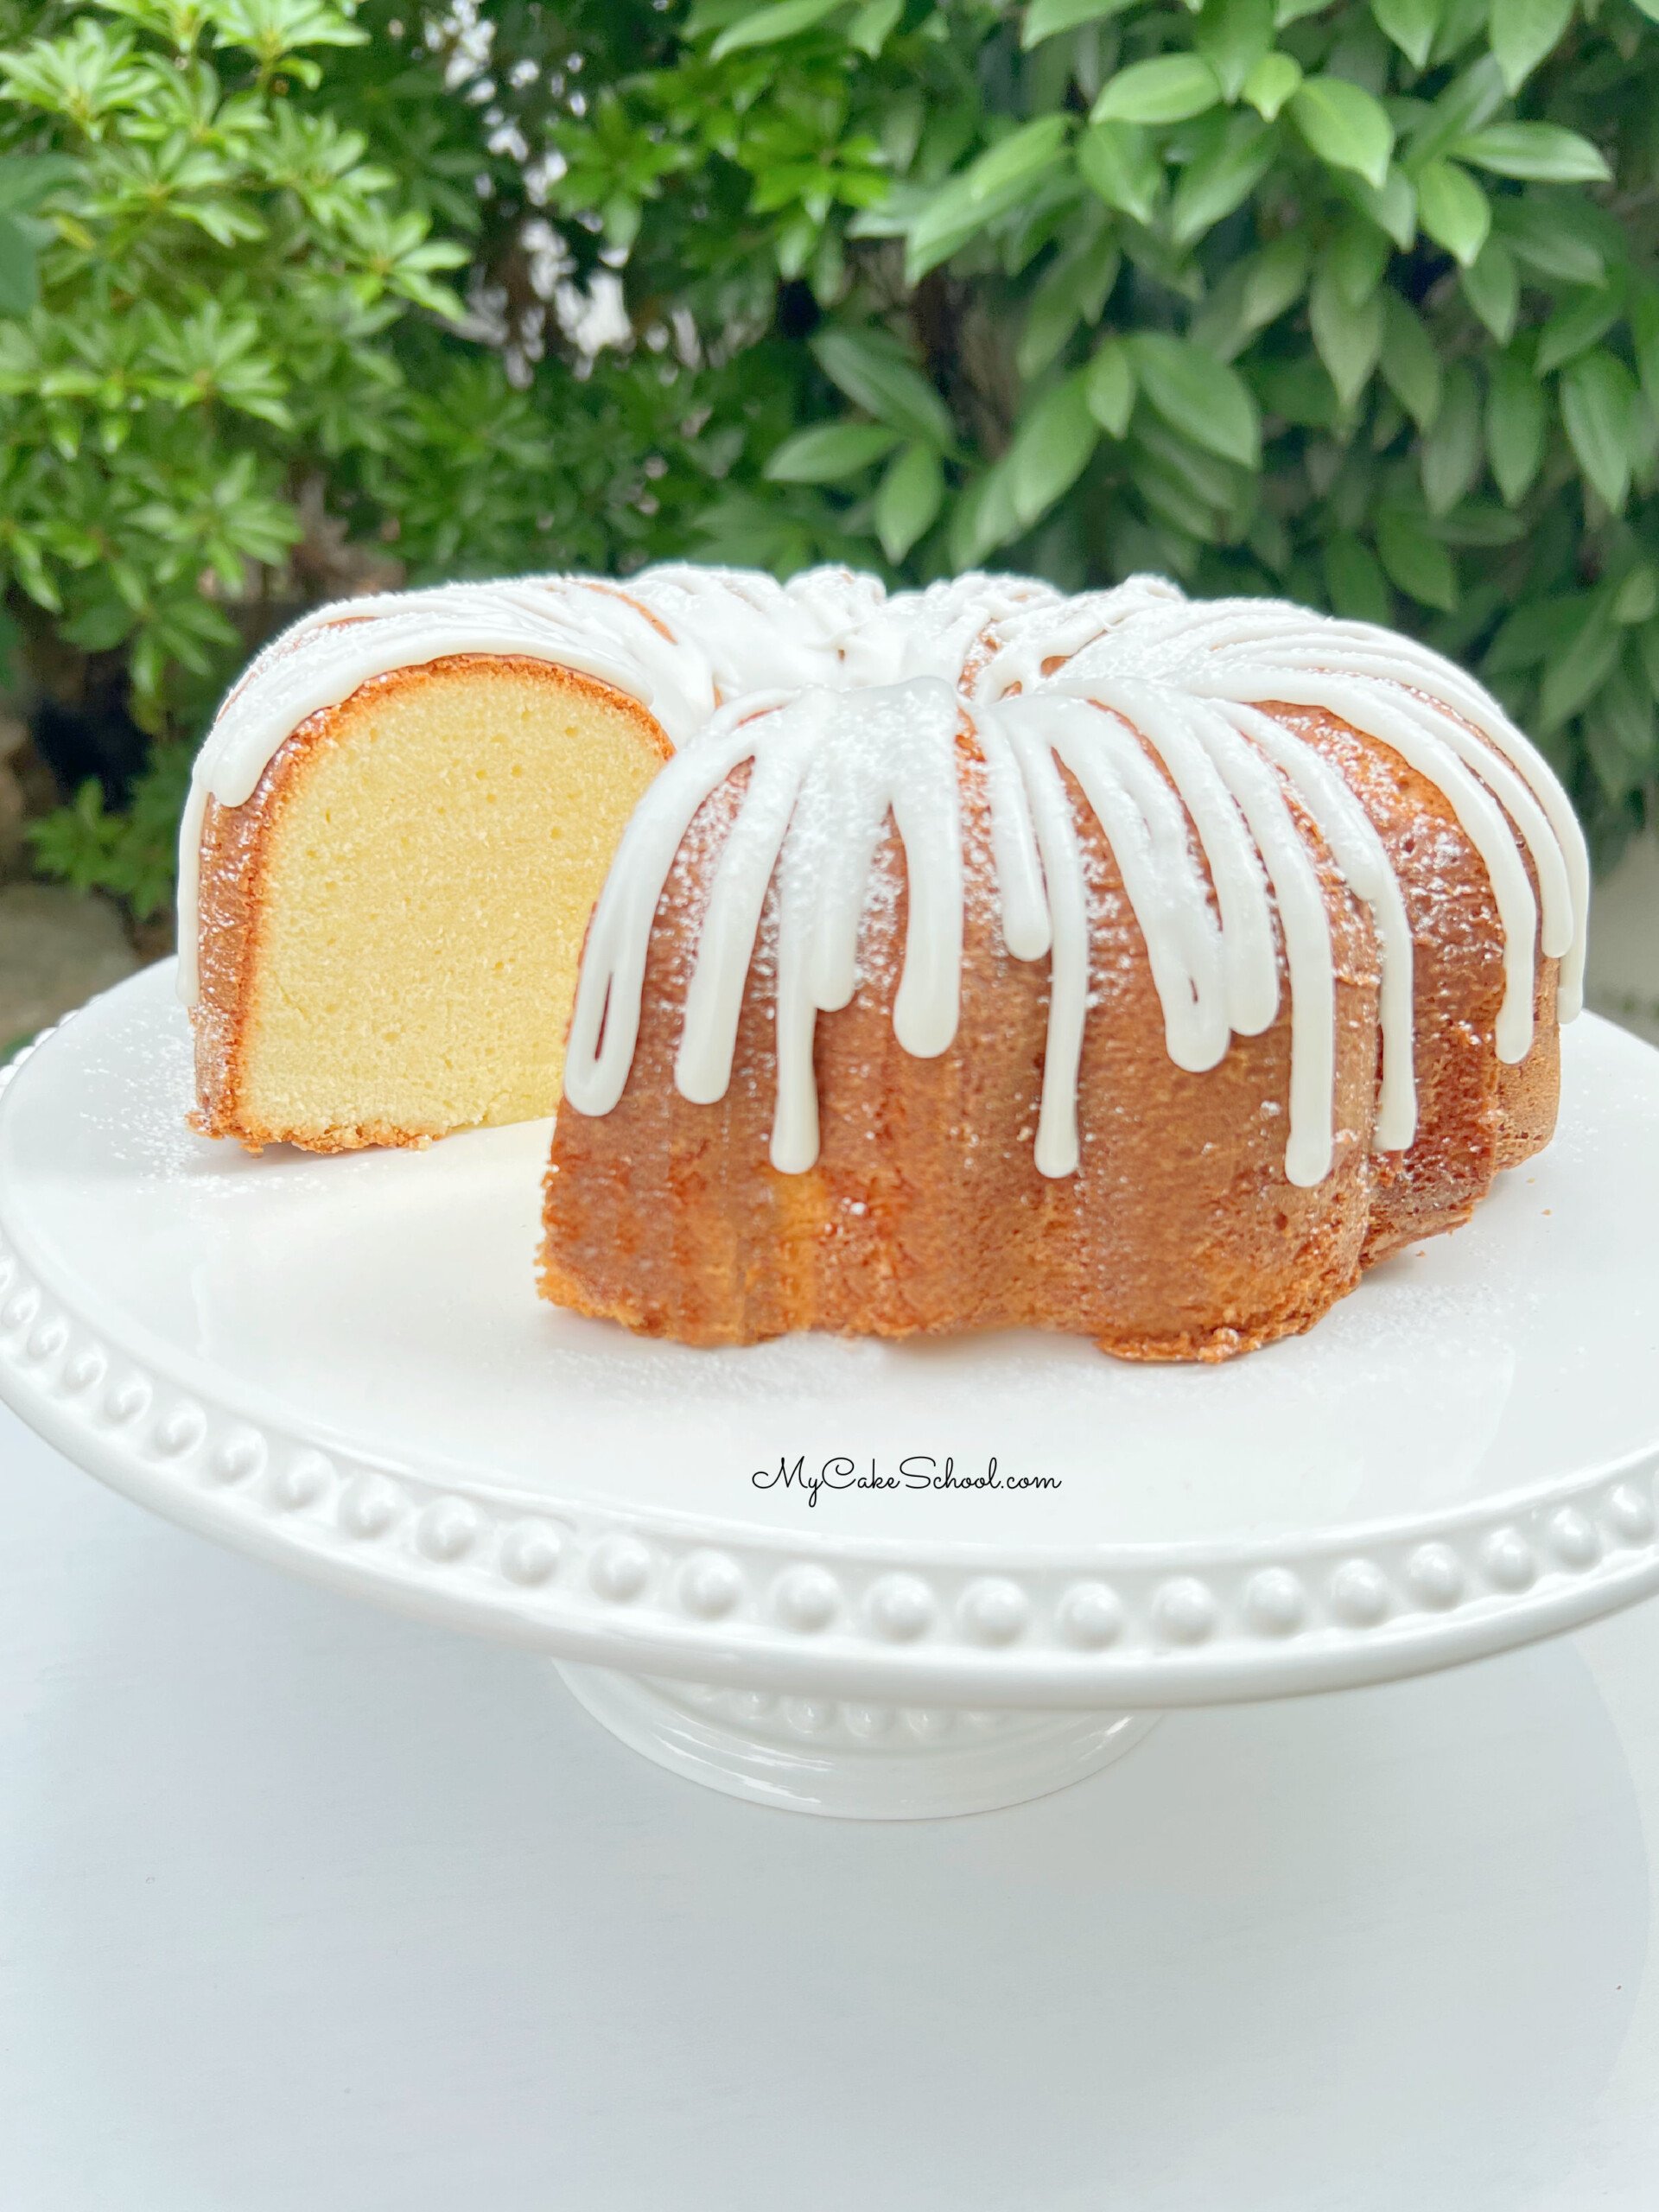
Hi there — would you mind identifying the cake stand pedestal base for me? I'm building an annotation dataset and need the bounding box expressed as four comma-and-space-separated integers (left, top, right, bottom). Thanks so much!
555, 1663, 1156, 1818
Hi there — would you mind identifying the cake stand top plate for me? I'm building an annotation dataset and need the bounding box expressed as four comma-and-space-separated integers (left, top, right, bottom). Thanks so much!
3, 961, 1657, 1707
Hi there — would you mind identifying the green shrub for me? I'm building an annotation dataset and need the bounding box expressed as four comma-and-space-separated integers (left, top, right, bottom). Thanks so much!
5, 0, 1659, 915
0, 0, 754, 909
539, 0, 1659, 866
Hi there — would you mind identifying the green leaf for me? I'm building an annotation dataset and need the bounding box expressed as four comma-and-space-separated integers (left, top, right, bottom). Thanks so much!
1488, 0, 1574, 92
848, 0, 901, 53
1379, 294, 1443, 429
1408, 53, 1508, 159
1497, 195, 1606, 285
1453, 124, 1610, 184
1128, 428, 1229, 538
1006, 373, 1100, 525
810, 220, 845, 300
1586, 693, 1653, 803
710, 0, 844, 57
1188, 261, 1257, 360
1170, 114, 1277, 245
874, 442, 944, 562
1424, 0, 1486, 61
1241, 51, 1301, 118
212, 0, 368, 66
1539, 594, 1619, 731
1290, 78, 1395, 191
1085, 335, 1137, 434
1308, 257, 1385, 407
1486, 593, 1601, 677
1611, 564, 1659, 626
0, 152, 80, 216
1487, 594, 1587, 675
1460, 238, 1520, 342
1421, 362, 1482, 514
1338, 166, 1418, 251
0, 211, 46, 317
1376, 509, 1459, 609
682, 0, 753, 32
1415, 159, 1490, 266
1022, 0, 1141, 44
1126, 330, 1260, 463
1328, 219, 1391, 308
1239, 236, 1309, 337
1430, 500, 1530, 554
1323, 529, 1393, 621
811, 328, 957, 448
1535, 283, 1624, 377
1195, 0, 1275, 100
1370, 0, 1443, 68
1018, 226, 1122, 377
765, 421, 905, 482
1137, 415, 1246, 514
950, 461, 1022, 566
901, 180, 1003, 280
903, 131, 1075, 283
1560, 349, 1637, 512
967, 117, 1072, 203
1630, 287, 1659, 409
1091, 54, 1223, 126
1076, 122, 1161, 224
1601, 644, 1656, 748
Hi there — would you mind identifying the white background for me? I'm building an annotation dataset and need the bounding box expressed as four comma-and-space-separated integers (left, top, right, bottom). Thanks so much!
3, 1399, 1657, 2211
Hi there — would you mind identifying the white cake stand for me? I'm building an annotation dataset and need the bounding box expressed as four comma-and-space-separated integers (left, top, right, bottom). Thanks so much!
3, 962, 1658, 1820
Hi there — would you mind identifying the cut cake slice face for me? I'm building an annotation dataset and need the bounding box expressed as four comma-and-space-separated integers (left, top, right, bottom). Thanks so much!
190, 652, 671, 1152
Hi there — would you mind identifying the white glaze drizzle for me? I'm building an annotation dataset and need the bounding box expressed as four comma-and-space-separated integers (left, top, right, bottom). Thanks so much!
560, 575, 1587, 1190
181, 558, 1587, 1185
564, 680, 965, 1177
175, 565, 874, 1002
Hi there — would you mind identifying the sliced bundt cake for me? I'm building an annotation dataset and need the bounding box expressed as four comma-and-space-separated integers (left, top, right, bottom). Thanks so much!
180, 562, 1586, 1360
539, 576, 1584, 1360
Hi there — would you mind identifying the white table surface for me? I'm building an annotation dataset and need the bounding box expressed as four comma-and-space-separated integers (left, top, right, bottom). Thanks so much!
4, 1396, 1657, 2212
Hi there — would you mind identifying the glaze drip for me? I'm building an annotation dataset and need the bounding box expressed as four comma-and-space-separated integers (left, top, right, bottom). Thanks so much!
175, 566, 869, 1002
560, 577, 1587, 1189
181, 564, 1588, 1187
565, 681, 965, 1179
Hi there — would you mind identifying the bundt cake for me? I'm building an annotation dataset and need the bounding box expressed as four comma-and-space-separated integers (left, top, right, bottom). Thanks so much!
181, 561, 1586, 1363
537, 571, 1586, 1362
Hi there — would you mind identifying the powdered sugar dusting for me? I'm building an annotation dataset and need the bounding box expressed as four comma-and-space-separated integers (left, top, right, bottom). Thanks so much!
562, 574, 1586, 1190
181, 563, 1588, 1188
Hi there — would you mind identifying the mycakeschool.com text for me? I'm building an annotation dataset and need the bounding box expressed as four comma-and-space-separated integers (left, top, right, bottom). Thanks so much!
750, 1456, 1060, 1508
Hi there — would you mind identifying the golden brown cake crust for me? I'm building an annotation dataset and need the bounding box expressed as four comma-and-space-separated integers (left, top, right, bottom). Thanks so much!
189, 653, 671, 1154
1264, 704, 1559, 1260
538, 705, 1563, 1363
